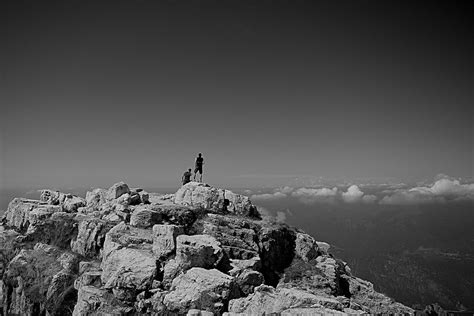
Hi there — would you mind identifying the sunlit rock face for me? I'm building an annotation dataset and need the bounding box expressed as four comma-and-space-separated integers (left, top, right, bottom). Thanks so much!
0, 181, 414, 316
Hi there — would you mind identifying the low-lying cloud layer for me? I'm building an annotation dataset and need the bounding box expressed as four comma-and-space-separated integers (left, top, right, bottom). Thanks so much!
380, 178, 474, 205
250, 175, 474, 205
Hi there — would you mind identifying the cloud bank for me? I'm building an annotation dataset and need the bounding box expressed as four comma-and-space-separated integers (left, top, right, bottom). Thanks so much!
249, 175, 474, 206
251, 184, 377, 204
380, 178, 474, 205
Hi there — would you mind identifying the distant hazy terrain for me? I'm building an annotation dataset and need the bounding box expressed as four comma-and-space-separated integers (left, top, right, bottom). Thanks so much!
251, 195, 474, 311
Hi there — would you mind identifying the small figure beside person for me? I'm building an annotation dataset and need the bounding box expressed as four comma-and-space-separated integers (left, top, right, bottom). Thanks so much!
182, 168, 192, 185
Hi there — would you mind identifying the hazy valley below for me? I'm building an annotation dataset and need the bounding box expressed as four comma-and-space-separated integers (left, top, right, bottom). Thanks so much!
250, 195, 474, 311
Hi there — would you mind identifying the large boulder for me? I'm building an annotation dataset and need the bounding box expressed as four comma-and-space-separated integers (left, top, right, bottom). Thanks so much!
294, 232, 319, 262
2, 243, 79, 316
175, 234, 224, 269
4, 199, 77, 248
4, 198, 52, 232
23, 212, 77, 249
228, 285, 343, 315
106, 182, 130, 201
62, 195, 86, 212
100, 222, 156, 299
163, 234, 224, 283
174, 182, 259, 217
234, 269, 264, 296
152, 224, 184, 259
85, 188, 107, 208
130, 205, 163, 228
200, 214, 260, 260
70, 215, 114, 257
163, 268, 239, 314
40, 190, 85, 212
73, 284, 133, 316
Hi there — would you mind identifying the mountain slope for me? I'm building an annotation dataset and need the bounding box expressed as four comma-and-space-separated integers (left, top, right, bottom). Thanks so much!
0, 181, 413, 315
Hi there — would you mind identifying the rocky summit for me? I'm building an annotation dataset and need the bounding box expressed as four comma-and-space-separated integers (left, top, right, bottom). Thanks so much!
0, 181, 413, 315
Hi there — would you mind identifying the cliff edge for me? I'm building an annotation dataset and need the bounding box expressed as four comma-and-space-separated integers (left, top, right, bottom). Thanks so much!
0, 181, 413, 315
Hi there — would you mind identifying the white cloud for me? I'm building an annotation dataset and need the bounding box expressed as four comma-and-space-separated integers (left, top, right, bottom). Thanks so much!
279, 186, 294, 194
342, 185, 364, 203
380, 177, 474, 205
291, 187, 338, 204
362, 194, 377, 203
258, 206, 290, 223
251, 191, 287, 201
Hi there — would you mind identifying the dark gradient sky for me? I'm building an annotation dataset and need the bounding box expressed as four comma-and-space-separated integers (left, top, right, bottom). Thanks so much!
1, 1, 472, 190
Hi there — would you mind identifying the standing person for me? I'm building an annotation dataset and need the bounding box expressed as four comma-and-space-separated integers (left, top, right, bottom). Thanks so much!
194, 153, 204, 182
182, 168, 192, 185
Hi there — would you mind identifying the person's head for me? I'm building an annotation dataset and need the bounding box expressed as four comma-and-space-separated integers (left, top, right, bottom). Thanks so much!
198, 153, 202, 157
188, 169, 191, 172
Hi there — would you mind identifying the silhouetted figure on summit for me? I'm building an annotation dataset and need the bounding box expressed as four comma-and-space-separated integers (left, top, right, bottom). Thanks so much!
194, 153, 204, 182
182, 168, 192, 185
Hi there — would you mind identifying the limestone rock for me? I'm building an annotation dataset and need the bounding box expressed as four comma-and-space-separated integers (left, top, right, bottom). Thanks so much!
201, 214, 260, 260
106, 181, 130, 201
175, 234, 224, 269
163, 234, 225, 283
346, 275, 414, 314
85, 188, 107, 208
234, 269, 264, 295
163, 268, 238, 314
278, 256, 346, 296
3, 243, 79, 316
174, 182, 259, 217
70, 215, 114, 257
39, 190, 85, 212
62, 195, 86, 212
152, 224, 184, 259
134, 289, 168, 314
5, 198, 49, 232
2, 182, 414, 315
101, 222, 156, 298
72, 284, 133, 316
130, 205, 163, 228
294, 232, 319, 262
4, 199, 77, 248
40, 190, 66, 205
228, 257, 262, 276
148, 192, 175, 205
228, 285, 343, 315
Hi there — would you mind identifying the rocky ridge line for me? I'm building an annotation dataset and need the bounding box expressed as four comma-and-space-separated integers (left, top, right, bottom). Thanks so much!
0, 181, 413, 315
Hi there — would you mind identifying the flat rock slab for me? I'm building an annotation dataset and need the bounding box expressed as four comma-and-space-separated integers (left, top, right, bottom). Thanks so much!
164, 268, 238, 314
